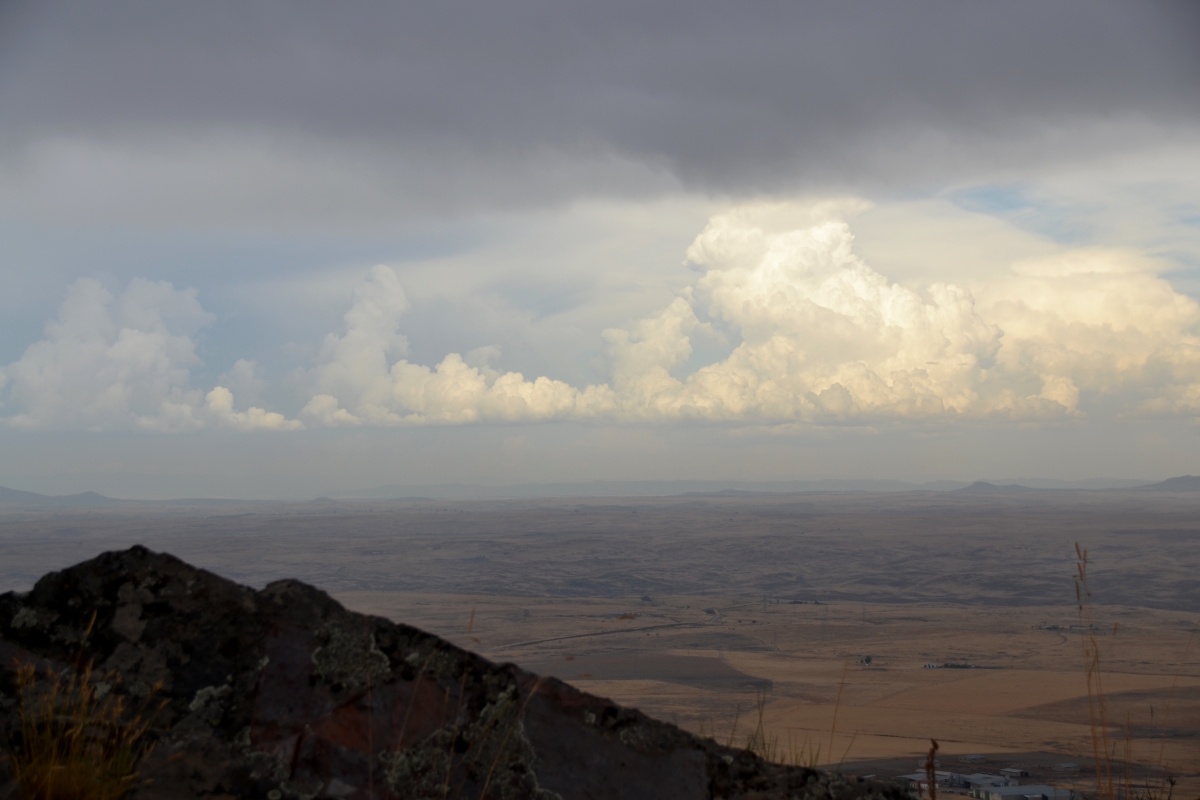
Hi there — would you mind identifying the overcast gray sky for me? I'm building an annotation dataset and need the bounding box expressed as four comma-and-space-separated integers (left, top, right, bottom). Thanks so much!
1, 1, 1199, 497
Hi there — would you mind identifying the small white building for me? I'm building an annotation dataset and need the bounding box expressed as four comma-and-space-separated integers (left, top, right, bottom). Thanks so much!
963, 774, 1014, 789
972, 786, 1078, 800
900, 771, 960, 792
901, 771, 1012, 792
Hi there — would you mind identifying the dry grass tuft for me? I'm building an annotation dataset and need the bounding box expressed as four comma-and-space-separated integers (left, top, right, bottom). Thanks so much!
739, 689, 827, 769
924, 738, 939, 800
701, 661, 854, 771
1077, 543, 1115, 800
1075, 544, 1193, 800
9, 659, 160, 800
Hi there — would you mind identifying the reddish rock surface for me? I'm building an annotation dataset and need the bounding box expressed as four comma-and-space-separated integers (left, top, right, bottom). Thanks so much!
0, 546, 911, 800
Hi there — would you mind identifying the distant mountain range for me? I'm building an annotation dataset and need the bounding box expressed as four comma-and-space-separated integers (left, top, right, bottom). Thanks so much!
952, 481, 1041, 494
0, 485, 126, 508
950, 479, 1195, 496
330, 479, 967, 499
1136, 475, 1200, 492
2, 475, 1197, 507
0, 487, 264, 509
329, 476, 1162, 500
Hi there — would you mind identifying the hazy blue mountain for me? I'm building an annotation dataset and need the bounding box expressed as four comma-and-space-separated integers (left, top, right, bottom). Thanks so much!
952, 481, 1040, 494
0, 486, 125, 508
0, 486, 50, 505
329, 479, 976, 500
1137, 475, 1200, 492
979, 477, 1150, 490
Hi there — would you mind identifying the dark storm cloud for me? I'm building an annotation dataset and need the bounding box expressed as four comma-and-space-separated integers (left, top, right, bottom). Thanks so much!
1, 0, 1198, 194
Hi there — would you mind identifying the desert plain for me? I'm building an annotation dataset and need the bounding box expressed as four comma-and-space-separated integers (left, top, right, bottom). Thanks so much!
1, 489, 1198, 794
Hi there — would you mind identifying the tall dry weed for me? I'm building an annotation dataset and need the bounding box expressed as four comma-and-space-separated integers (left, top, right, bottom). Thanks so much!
6, 610, 162, 800
924, 739, 939, 800
709, 658, 854, 771
9, 660, 160, 800
1074, 544, 1192, 800
1076, 543, 1115, 800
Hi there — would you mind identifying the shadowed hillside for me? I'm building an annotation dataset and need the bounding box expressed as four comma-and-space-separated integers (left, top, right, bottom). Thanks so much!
0, 547, 909, 800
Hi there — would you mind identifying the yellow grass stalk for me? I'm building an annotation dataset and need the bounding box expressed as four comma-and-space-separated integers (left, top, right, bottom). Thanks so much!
1076, 543, 1115, 800
10, 660, 160, 800
924, 739, 939, 800
827, 660, 849, 765
1073, 544, 1193, 800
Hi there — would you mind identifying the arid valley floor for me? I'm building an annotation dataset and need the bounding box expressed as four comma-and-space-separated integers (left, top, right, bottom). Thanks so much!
2, 490, 1198, 794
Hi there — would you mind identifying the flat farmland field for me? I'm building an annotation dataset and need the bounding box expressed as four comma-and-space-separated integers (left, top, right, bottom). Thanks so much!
2, 490, 1198, 793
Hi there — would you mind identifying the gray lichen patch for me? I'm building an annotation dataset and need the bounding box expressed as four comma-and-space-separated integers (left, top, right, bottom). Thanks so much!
311, 624, 391, 689
381, 682, 560, 800
189, 683, 232, 713
10, 606, 39, 630
381, 741, 453, 800
616, 721, 675, 755
9, 604, 58, 631
402, 644, 454, 676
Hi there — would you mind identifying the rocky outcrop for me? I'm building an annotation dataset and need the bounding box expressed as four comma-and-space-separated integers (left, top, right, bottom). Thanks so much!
0, 546, 909, 800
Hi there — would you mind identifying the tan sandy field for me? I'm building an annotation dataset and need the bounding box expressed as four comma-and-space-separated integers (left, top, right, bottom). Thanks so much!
336, 591, 1200, 794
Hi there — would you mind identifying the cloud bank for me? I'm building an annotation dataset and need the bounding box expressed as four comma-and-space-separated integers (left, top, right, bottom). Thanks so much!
295, 203, 1200, 427
1, 2, 1197, 225
0, 278, 298, 431
4, 202, 1199, 431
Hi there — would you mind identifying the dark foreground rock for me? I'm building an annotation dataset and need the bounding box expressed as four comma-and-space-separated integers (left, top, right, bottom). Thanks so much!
0, 547, 910, 800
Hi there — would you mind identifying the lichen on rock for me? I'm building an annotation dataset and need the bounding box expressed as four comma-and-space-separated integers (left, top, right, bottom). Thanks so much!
311, 624, 390, 689
9, 607, 38, 630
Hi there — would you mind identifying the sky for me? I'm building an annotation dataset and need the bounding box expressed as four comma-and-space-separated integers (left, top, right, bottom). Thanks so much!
1, 1, 1199, 498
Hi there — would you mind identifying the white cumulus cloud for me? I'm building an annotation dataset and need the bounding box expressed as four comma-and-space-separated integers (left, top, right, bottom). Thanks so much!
301, 201, 1200, 427
203, 386, 302, 432
1, 278, 302, 431
300, 266, 612, 425
981, 249, 1200, 417
650, 207, 1005, 422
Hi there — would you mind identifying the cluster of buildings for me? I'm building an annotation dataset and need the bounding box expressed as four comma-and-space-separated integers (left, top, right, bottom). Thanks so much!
968, 785, 1078, 800
899, 758, 1078, 800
